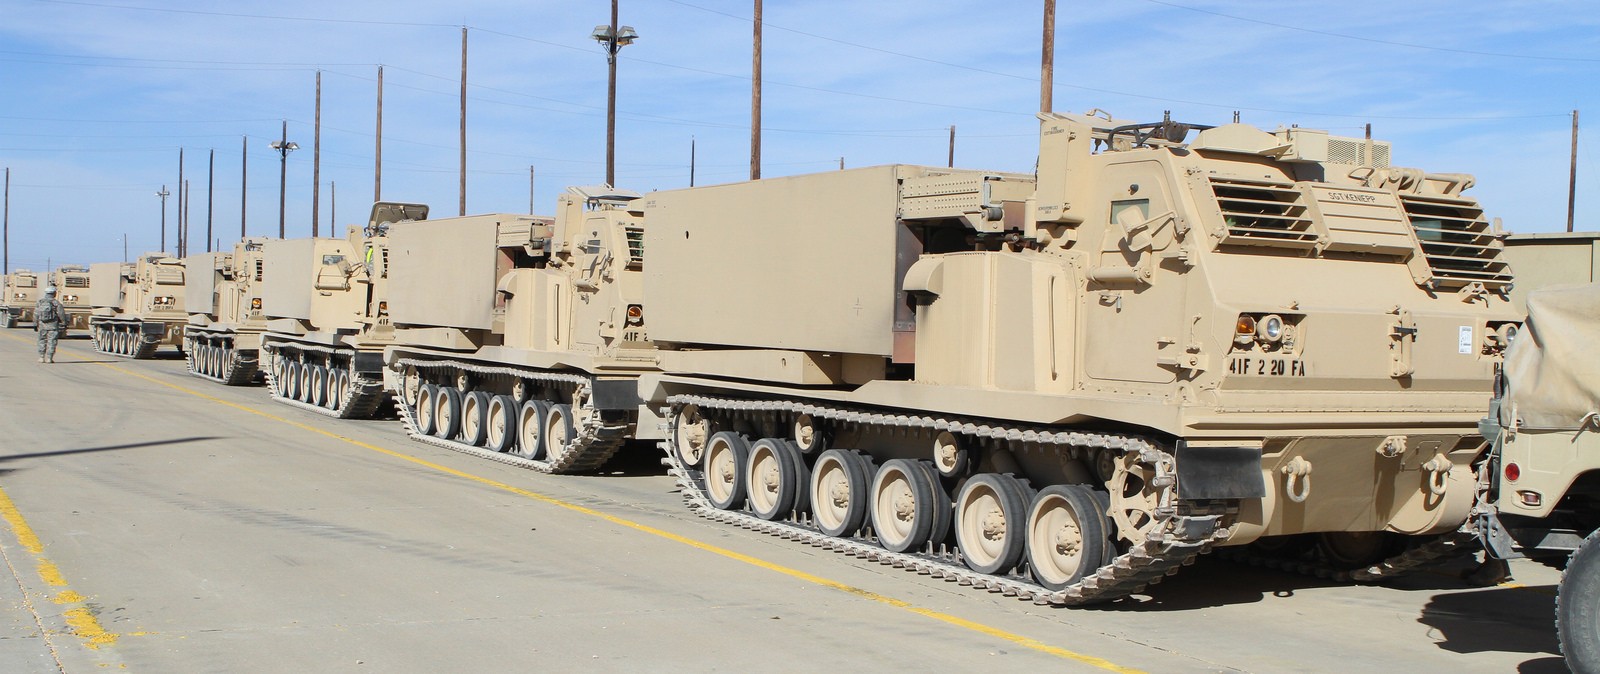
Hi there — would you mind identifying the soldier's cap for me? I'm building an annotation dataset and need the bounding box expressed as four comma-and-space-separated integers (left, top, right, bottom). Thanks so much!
44, 286, 57, 294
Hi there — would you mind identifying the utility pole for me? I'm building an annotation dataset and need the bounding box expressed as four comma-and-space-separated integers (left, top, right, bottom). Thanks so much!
839, 157, 844, 170
156, 185, 170, 252
272, 120, 299, 238
331, 181, 336, 228
122, 233, 127, 263
690, 137, 696, 187
182, 179, 190, 257
750, 0, 762, 180
3, 167, 8, 275
528, 166, 536, 215
593, 1, 638, 187
177, 148, 185, 257
207, 149, 214, 252
240, 135, 248, 240
375, 65, 384, 202
460, 27, 468, 216
1041, 0, 1056, 113
947, 125, 956, 167
1570, 110, 1580, 233
314, 70, 322, 237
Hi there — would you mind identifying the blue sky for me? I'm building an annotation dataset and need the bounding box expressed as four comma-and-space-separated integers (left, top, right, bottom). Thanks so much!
1, 0, 1596, 272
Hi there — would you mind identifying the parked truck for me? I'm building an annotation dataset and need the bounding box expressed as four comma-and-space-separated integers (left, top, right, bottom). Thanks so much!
1477, 282, 1600, 673
89, 254, 187, 358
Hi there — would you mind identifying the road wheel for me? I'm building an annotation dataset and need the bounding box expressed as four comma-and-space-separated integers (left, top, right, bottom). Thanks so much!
1560, 528, 1600, 674
543, 403, 575, 459
517, 399, 551, 460
955, 473, 1029, 574
870, 459, 945, 553
746, 439, 807, 521
485, 395, 518, 453
308, 365, 327, 407
415, 384, 438, 437
460, 390, 492, 446
1026, 485, 1109, 590
328, 369, 349, 410
672, 404, 710, 468
434, 386, 463, 439
704, 432, 751, 511
810, 449, 873, 537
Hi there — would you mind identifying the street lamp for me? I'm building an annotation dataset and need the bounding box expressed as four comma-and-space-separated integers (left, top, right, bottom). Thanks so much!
270, 120, 299, 238
155, 185, 170, 252
592, 2, 638, 187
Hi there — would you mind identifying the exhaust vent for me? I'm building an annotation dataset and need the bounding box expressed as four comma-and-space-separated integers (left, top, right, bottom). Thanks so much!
624, 226, 645, 270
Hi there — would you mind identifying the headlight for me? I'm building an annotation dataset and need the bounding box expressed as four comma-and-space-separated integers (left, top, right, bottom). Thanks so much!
250, 297, 262, 310
1258, 314, 1285, 343
626, 304, 644, 326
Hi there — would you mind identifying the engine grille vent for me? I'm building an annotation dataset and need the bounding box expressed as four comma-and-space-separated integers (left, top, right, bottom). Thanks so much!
1210, 177, 1317, 249
1399, 194, 1511, 289
63, 276, 90, 288
624, 226, 645, 270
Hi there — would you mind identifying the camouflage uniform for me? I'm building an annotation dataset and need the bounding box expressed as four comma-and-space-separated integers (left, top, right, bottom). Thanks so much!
35, 292, 66, 363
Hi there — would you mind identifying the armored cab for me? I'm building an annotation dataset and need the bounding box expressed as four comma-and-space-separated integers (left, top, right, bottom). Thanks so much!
261, 203, 426, 418
381, 187, 651, 472
640, 111, 1520, 603
89, 253, 187, 358
50, 266, 93, 332
182, 239, 270, 384
1503, 231, 1600, 313
1477, 283, 1600, 671
1, 269, 40, 327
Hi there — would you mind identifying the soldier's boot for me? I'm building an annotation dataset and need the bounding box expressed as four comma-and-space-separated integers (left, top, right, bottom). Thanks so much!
38, 356, 45, 363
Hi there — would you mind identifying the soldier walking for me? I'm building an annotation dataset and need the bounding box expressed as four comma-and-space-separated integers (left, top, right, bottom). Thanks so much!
35, 286, 66, 363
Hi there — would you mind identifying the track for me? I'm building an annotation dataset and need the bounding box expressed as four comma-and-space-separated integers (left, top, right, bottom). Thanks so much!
184, 338, 260, 386
663, 394, 1234, 606
262, 348, 389, 419
91, 324, 161, 359
390, 357, 630, 474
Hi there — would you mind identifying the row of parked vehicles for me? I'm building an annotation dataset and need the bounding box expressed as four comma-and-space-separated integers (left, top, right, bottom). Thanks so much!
5, 110, 1597, 671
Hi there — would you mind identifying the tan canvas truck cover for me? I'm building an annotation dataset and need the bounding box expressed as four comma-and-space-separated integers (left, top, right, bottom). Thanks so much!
1503, 282, 1600, 430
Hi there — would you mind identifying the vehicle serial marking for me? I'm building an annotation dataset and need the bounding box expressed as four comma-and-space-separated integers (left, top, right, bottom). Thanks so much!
1228, 356, 1308, 376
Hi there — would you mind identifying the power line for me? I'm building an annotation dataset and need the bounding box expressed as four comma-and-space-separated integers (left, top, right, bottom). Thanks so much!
1142, 0, 1600, 64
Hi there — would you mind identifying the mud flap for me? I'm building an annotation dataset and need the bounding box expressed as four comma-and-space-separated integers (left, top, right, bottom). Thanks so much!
1175, 442, 1266, 500
139, 321, 166, 336
591, 378, 641, 411
352, 351, 385, 375
1477, 509, 1523, 560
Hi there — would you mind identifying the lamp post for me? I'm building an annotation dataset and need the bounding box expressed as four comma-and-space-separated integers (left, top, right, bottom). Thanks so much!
592, 3, 638, 187
155, 185, 170, 252
270, 120, 299, 238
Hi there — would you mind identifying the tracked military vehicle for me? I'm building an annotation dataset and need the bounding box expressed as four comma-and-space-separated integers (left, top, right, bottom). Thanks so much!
1, 269, 40, 328
183, 239, 270, 385
89, 254, 187, 358
1477, 282, 1600, 673
637, 110, 1519, 604
378, 192, 641, 472
259, 203, 427, 419
50, 265, 93, 332
363, 110, 1517, 605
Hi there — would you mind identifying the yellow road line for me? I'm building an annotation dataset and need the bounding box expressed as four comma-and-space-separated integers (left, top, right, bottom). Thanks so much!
19, 336, 1141, 672
0, 485, 119, 650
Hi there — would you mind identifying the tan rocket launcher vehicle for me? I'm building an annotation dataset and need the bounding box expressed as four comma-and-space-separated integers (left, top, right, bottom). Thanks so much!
377, 110, 1519, 604
1, 269, 41, 328
257, 203, 429, 419
89, 254, 187, 359
183, 239, 271, 384
50, 265, 93, 332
